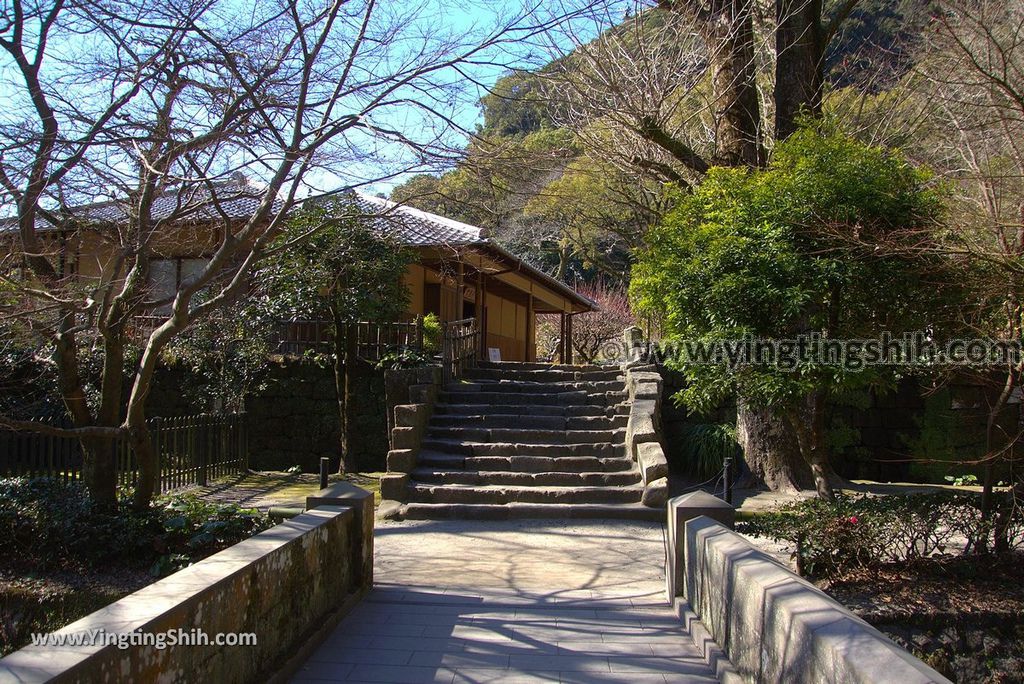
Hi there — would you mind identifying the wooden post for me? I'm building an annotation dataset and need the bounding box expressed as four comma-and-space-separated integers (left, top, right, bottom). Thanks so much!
456, 259, 465, 319
565, 312, 574, 365
559, 312, 566, 364
478, 271, 488, 359
526, 294, 535, 362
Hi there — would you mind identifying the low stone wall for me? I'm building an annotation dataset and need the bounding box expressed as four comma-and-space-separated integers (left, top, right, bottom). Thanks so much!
0, 493, 373, 684
666, 500, 951, 684
622, 362, 669, 508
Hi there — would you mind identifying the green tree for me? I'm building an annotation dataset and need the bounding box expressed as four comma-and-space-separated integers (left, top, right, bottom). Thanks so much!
265, 201, 413, 473
631, 126, 950, 497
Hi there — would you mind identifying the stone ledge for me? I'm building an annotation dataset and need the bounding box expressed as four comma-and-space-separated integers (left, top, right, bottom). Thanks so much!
0, 505, 371, 684
674, 511, 950, 684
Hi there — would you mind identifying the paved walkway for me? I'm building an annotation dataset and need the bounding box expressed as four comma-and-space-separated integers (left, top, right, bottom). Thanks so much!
292, 519, 717, 683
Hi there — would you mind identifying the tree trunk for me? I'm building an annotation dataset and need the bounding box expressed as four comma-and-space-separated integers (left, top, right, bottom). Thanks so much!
699, 0, 764, 167
331, 308, 360, 474
978, 367, 1016, 551
342, 324, 359, 473
81, 437, 119, 507
736, 398, 812, 492
130, 420, 159, 511
789, 389, 838, 499
774, 0, 825, 140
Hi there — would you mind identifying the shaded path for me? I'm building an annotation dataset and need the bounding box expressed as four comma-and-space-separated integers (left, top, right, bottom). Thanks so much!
293, 519, 717, 683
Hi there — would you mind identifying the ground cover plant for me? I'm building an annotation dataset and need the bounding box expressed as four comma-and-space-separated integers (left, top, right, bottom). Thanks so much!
0, 477, 270, 656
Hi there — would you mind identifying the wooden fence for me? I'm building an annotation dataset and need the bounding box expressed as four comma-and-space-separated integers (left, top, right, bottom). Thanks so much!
442, 317, 480, 383
276, 318, 425, 360
0, 412, 247, 493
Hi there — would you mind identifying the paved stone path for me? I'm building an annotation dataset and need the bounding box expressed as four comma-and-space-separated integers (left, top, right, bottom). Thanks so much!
292, 519, 717, 683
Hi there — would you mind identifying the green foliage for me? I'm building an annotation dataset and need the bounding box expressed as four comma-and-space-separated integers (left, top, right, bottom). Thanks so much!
421, 313, 441, 353
632, 124, 949, 414
161, 295, 281, 412
739, 491, 1022, 578
0, 478, 270, 575
153, 494, 269, 575
677, 422, 738, 479
945, 474, 978, 487
375, 348, 434, 370
265, 200, 414, 326
479, 71, 555, 137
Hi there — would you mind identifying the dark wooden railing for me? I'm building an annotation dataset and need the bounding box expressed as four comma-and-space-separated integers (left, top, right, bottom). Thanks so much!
276, 318, 424, 361
442, 317, 480, 383
0, 412, 247, 493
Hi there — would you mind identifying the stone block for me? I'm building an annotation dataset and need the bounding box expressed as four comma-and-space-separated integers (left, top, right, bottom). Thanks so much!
379, 473, 410, 501
0, 505, 366, 684
626, 413, 658, 458
641, 476, 668, 508
409, 383, 438, 405
637, 442, 669, 486
306, 481, 375, 589
387, 449, 418, 473
666, 492, 736, 601
394, 403, 429, 429
391, 426, 420, 450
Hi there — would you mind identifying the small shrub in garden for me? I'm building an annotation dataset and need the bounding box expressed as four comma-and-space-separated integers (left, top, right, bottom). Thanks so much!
0, 477, 270, 576
738, 491, 1021, 578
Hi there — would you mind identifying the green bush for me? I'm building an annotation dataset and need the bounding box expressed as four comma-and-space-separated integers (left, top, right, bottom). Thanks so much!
678, 422, 737, 479
739, 491, 1023, 578
0, 478, 270, 576
421, 313, 442, 353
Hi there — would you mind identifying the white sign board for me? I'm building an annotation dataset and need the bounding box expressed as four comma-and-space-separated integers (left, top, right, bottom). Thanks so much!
488, 347, 501, 362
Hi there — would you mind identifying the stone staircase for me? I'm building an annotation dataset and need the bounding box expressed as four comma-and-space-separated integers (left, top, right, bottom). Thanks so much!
383, 361, 662, 521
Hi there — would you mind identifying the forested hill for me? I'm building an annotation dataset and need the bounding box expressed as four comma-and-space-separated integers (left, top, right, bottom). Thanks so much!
389, 1, 935, 286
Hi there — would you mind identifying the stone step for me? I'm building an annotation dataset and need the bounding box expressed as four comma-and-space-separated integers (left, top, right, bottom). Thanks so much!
425, 426, 625, 445
440, 390, 625, 407
464, 367, 623, 383
416, 452, 637, 473
397, 502, 664, 522
407, 482, 644, 505
446, 380, 625, 394
433, 403, 628, 418
428, 414, 628, 430
421, 438, 625, 458
410, 468, 641, 487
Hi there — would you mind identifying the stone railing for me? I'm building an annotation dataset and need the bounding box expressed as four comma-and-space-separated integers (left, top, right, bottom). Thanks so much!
622, 363, 669, 508
0, 484, 373, 684
665, 493, 951, 684
379, 365, 443, 516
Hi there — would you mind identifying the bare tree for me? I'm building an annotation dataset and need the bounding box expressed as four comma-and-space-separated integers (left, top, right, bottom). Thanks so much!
907, 0, 1024, 549
0, 0, 583, 509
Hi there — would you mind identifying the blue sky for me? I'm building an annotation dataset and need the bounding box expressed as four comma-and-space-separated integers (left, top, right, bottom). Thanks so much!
0, 0, 630, 207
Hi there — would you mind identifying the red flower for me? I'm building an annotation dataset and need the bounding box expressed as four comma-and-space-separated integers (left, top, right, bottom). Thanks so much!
848, 516, 859, 524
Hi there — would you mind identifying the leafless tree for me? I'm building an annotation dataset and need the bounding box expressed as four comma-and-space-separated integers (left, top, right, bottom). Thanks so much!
907, 0, 1024, 548
0, 0, 586, 509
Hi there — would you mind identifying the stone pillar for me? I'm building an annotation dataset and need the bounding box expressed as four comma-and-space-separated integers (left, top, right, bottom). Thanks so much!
665, 491, 735, 601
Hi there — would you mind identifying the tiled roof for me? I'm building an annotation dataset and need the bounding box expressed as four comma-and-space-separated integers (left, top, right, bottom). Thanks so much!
350, 192, 485, 247
0, 183, 273, 233
2, 185, 593, 309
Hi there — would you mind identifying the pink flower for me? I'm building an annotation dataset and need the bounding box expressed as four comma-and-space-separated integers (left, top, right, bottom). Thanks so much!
848, 516, 859, 524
